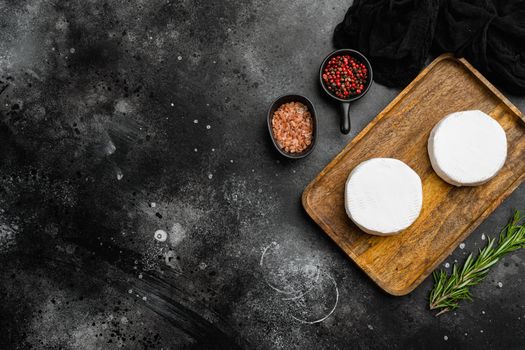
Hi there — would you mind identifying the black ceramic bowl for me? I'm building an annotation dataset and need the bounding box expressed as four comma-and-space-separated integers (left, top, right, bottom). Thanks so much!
267, 94, 317, 159
319, 49, 373, 134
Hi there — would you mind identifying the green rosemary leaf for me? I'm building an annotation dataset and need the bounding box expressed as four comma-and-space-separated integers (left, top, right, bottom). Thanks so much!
429, 210, 525, 315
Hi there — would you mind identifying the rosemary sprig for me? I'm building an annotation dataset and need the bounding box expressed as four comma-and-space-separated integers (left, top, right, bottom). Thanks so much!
429, 210, 525, 316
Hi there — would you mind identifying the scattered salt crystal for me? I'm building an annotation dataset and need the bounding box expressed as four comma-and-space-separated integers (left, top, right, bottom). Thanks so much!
193, 119, 198, 124
194, 148, 198, 152
177, 55, 182, 60
69, 48, 75, 53
481, 234, 486, 240
208, 173, 213, 179
150, 202, 156, 208
444, 335, 448, 341
212, 148, 215, 152
230, 159, 234, 163
199, 262, 207, 270
138, 273, 143, 279
497, 281, 503, 288
128, 289, 133, 294
464, 333, 468, 336
206, 125, 211, 129
459, 243, 465, 249
482, 310, 485, 314
116, 171, 124, 180
444, 262, 450, 268
170, 102, 174, 107
480, 330, 484, 333
154, 230, 167, 242
367, 324, 374, 330
142, 296, 147, 301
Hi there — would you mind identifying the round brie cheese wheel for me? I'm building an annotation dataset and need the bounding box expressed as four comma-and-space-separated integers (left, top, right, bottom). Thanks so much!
344, 158, 423, 236
428, 110, 507, 186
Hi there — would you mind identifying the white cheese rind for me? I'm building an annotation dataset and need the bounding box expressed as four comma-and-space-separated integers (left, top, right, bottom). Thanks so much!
428, 110, 507, 186
344, 158, 423, 236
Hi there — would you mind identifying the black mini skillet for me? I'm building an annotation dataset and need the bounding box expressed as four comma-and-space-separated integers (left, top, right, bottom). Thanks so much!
319, 49, 373, 134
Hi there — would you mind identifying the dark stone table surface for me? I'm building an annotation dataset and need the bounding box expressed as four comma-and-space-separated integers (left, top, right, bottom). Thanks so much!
1, 1, 524, 349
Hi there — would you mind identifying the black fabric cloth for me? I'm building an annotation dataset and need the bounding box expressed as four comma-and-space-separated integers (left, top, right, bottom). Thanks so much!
334, 0, 440, 87
333, 0, 525, 94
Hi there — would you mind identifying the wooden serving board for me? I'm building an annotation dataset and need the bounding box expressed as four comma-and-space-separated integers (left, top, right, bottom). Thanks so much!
302, 54, 525, 296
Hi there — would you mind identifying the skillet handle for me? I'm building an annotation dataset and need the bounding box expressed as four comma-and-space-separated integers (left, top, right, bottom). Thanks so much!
340, 102, 351, 134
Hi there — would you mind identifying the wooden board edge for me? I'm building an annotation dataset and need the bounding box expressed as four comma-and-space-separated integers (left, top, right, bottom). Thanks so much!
302, 53, 525, 296
400, 171, 525, 295
303, 170, 422, 295
457, 57, 525, 125
302, 188, 404, 295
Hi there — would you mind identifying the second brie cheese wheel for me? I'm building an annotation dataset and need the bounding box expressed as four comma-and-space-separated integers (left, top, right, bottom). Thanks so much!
428, 110, 507, 186
345, 158, 423, 236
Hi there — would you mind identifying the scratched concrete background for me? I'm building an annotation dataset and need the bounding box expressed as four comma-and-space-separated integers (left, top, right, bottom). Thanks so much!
0, 0, 524, 349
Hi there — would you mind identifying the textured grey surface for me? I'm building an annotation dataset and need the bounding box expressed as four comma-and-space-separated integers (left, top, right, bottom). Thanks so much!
0, 0, 524, 349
